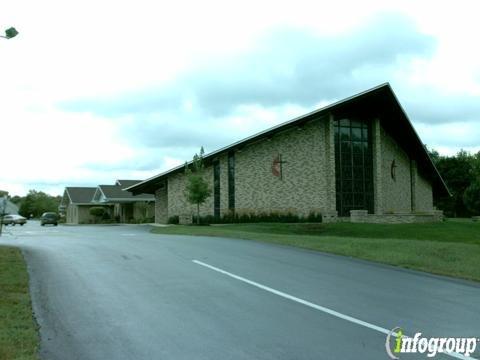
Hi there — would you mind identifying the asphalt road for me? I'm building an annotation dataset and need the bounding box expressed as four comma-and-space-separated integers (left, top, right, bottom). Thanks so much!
1, 221, 479, 360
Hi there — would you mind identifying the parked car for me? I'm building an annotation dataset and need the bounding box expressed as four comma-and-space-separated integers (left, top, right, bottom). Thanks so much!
2, 214, 27, 226
40, 212, 58, 226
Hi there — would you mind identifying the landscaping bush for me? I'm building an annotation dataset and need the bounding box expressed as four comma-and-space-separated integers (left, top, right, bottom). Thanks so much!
189, 211, 322, 225
168, 215, 179, 224
89, 207, 105, 218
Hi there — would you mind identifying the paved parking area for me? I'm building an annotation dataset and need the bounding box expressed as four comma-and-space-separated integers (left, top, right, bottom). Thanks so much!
1, 221, 479, 359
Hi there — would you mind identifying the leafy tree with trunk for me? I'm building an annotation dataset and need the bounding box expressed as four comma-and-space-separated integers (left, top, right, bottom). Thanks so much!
463, 181, 480, 215
19, 190, 60, 218
464, 151, 480, 215
428, 148, 479, 217
89, 207, 105, 223
185, 147, 212, 225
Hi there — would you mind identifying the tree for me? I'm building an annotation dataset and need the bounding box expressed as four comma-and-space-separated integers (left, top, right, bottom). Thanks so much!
1, 27, 18, 39
463, 181, 480, 215
19, 190, 60, 218
431, 149, 475, 217
472, 151, 480, 178
136, 201, 150, 222
185, 147, 212, 225
89, 207, 105, 223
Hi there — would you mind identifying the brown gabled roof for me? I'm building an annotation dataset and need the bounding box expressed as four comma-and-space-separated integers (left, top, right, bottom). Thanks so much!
126, 83, 450, 197
98, 185, 154, 201
65, 187, 97, 204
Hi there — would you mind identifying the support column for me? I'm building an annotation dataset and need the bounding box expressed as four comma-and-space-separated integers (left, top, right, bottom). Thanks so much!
324, 113, 337, 218
372, 118, 383, 214
155, 181, 168, 224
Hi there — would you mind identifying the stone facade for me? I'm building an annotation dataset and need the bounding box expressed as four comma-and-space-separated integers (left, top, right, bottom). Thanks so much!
154, 115, 437, 224
66, 204, 97, 224
350, 210, 443, 223
371, 119, 434, 216
156, 118, 337, 223
155, 186, 168, 223
414, 168, 434, 213
233, 119, 334, 217
381, 129, 414, 213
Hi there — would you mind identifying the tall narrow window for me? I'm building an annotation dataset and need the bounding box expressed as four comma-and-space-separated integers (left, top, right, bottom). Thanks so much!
213, 160, 220, 219
334, 117, 374, 216
228, 152, 235, 211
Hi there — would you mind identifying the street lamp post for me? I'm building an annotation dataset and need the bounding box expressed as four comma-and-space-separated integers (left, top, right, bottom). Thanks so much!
0, 27, 18, 39
0, 26, 18, 236
0, 195, 7, 237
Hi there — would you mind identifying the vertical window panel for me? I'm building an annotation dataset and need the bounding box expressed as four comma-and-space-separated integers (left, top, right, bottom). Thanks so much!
228, 152, 235, 211
213, 161, 220, 219
334, 117, 374, 216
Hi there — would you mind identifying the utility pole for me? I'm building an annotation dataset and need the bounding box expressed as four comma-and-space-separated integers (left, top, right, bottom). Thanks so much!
0, 26, 19, 236
0, 195, 7, 237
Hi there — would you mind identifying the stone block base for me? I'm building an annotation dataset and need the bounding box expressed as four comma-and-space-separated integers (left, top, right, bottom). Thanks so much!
350, 210, 444, 224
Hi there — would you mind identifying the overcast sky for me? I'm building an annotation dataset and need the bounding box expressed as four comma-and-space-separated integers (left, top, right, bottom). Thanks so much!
1, 0, 480, 196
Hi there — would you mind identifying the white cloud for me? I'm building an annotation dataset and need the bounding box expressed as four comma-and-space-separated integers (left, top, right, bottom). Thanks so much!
1, 0, 480, 195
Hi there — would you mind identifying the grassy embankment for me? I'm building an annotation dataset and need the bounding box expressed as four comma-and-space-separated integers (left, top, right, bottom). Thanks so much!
151, 219, 480, 282
0, 246, 39, 360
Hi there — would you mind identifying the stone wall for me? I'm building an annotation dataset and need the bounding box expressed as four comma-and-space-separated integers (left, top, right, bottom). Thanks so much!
167, 167, 214, 219
350, 210, 443, 223
381, 129, 412, 212
153, 115, 435, 223
414, 170, 434, 212
157, 118, 335, 222
77, 205, 96, 224
155, 186, 168, 223
372, 121, 434, 214
66, 204, 94, 224
234, 119, 333, 217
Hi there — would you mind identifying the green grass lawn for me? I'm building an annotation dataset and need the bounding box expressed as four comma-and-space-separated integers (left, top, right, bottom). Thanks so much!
151, 220, 480, 282
0, 246, 39, 360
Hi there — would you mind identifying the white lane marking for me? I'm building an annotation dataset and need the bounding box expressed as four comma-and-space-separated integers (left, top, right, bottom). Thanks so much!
192, 260, 475, 360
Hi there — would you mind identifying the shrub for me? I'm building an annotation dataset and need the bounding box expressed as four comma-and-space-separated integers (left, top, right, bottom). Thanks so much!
189, 211, 322, 225
168, 215, 179, 224
464, 181, 480, 215
89, 207, 105, 218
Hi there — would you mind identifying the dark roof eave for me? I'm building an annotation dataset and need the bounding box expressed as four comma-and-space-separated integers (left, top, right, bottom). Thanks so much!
126, 83, 393, 194
126, 83, 451, 197
386, 88, 451, 197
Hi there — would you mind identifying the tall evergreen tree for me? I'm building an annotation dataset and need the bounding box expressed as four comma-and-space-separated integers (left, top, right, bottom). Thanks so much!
185, 147, 212, 225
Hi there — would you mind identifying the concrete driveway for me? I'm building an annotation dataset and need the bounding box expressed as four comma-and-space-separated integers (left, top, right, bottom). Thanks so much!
1, 221, 479, 359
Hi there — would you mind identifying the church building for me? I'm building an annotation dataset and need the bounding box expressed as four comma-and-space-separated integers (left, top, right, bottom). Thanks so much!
126, 84, 449, 224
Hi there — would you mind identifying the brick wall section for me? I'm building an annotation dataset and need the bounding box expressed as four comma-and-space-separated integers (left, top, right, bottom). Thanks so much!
381, 129, 412, 212
351, 210, 442, 223
233, 119, 330, 217
370, 119, 434, 214
66, 204, 95, 224
155, 186, 168, 223
414, 171, 433, 212
167, 167, 214, 218
153, 116, 435, 223
158, 118, 333, 222
77, 205, 96, 224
